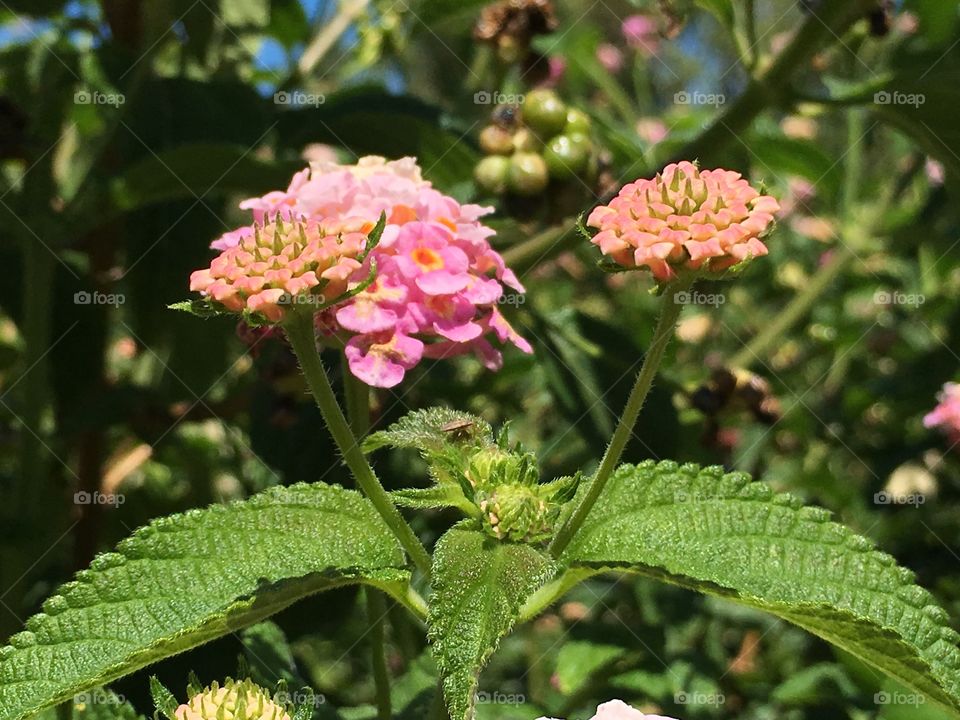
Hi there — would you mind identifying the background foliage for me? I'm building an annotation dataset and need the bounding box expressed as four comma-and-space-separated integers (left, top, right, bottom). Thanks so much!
1, 0, 960, 718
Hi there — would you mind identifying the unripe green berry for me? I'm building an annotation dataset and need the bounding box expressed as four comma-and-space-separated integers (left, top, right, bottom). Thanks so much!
522, 89, 568, 138
544, 133, 592, 178
511, 127, 542, 153
564, 108, 591, 134
474, 155, 511, 194
479, 124, 514, 155
507, 152, 549, 195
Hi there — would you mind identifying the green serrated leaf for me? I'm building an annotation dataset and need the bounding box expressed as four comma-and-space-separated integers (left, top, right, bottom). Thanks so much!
0, 485, 408, 720
149, 678, 178, 720
168, 299, 231, 318
429, 526, 555, 720
561, 460, 960, 717
364, 408, 493, 455
390, 486, 476, 515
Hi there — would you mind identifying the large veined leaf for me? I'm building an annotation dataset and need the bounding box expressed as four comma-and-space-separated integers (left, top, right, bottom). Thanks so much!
0, 484, 409, 720
429, 526, 555, 720
561, 461, 960, 717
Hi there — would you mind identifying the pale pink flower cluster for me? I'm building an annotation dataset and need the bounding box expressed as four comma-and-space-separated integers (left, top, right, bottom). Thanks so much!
924, 382, 960, 443
190, 218, 366, 323
539, 699, 677, 720
587, 161, 779, 280
208, 156, 531, 388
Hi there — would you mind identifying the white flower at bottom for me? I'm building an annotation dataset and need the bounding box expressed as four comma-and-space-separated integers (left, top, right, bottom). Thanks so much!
536, 699, 678, 720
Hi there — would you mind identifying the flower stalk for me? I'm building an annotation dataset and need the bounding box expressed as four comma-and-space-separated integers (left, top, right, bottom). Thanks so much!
549, 277, 692, 556
283, 309, 432, 576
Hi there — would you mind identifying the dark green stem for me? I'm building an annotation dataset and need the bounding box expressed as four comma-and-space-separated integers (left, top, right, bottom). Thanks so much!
550, 277, 692, 557
342, 361, 393, 720
365, 589, 392, 720
284, 311, 432, 576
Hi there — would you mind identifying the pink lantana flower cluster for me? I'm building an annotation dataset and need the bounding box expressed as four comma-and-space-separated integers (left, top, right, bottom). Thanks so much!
924, 382, 960, 444
586, 161, 779, 281
189, 218, 367, 323
538, 699, 677, 720
200, 156, 531, 388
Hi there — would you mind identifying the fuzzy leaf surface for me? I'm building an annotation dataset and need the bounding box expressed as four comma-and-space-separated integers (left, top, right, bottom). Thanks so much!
429, 526, 554, 720
562, 461, 960, 717
0, 485, 407, 720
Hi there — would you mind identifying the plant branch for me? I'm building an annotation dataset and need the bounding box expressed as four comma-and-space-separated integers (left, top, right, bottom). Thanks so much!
283, 311, 432, 576
549, 276, 693, 556
366, 589, 392, 720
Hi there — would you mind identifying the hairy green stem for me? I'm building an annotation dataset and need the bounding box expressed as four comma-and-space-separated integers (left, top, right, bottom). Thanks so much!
284, 311, 432, 576
342, 363, 393, 720
365, 589, 392, 720
550, 278, 692, 556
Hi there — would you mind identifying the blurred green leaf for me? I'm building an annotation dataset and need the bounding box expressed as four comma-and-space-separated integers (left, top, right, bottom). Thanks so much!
876, 44, 960, 178
273, 87, 480, 189
111, 142, 304, 212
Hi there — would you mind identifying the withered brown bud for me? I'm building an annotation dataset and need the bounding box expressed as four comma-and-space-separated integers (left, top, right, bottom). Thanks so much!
473, 0, 559, 50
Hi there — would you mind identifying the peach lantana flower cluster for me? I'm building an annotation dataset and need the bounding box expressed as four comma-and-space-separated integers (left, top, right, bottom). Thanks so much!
924, 382, 960, 444
194, 156, 531, 388
190, 218, 367, 323
586, 161, 779, 281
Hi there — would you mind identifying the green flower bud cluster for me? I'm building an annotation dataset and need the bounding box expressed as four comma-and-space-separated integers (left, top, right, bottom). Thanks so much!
463, 446, 570, 542
474, 89, 600, 197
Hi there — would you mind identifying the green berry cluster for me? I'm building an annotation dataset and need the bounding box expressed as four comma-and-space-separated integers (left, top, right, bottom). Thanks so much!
474, 88, 599, 197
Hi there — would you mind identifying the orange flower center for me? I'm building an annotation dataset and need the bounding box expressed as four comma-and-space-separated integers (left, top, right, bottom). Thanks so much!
389, 204, 419, 225
411, 247, 444, 272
